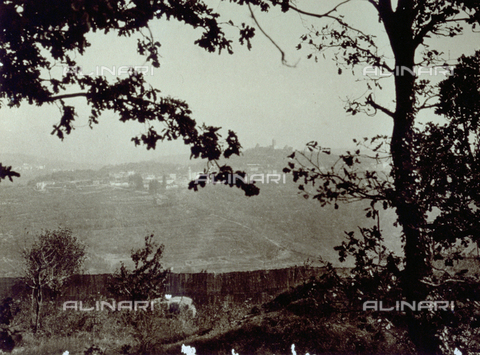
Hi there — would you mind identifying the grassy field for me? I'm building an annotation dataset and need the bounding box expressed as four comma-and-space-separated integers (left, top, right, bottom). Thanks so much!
0, 180, 401, 276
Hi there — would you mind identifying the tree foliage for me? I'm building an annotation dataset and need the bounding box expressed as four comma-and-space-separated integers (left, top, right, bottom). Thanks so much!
0, 297, 21, 353
21, 228, 86, 332
286, 49, 480, 352
129, 172, 144, 190
0, 0, 259, 195
148, 178, 160, 194
3, 0, 480, 352
0, 164, 20, 183
417, 51, 480, 249
107, 234, 170, 301
261, 0, 480, 352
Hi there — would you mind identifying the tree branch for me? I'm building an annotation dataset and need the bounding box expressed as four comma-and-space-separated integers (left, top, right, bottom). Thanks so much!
419, 278, 465, 287
414, 16, 443, 47
414, 17, 472, 46
417, 103, 439, 111
248, 4, 298, 67
415, 89, 440, 111
366, 0, 380, 11
379, 61, 394, 73
366, 94, 395, 118
295, 0, 353, 18
47, 92, 88, 101
443, 17, 472, 23
377, 0, 393, 17
288, 4, 370, 37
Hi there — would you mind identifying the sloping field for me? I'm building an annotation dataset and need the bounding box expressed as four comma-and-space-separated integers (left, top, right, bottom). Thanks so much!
0, 181, 401, 276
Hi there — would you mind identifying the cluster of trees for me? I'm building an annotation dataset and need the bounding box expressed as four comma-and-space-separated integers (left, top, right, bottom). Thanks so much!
1, 0, 480, 353
129, 173, 144, 190
0, 228, 169, 353
106, 233, 170, 301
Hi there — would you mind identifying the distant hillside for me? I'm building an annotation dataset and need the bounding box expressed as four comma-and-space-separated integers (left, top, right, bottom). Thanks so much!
4, 144, 363, 187
0, 152, 102, 170
0, 153, 102, 184
0, 144, 398, 276
0, 175, 401, 277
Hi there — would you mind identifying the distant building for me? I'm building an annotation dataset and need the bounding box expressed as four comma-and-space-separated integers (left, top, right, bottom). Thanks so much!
110, 182, 129, 188
188, 168, 203, 181
35, 181, 55, 191
247, 163, 261, 173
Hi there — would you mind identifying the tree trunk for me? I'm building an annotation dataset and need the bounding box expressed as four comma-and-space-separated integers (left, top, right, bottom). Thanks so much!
31, 275, 43, 333
391, 76, 438, 354
31, 287, 42, 333
34, 289, 42, 334
391, 64, 431, 298
384, 6, 438, 353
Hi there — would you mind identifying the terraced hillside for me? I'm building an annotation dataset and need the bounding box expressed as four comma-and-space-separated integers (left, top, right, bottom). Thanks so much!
0, 179, 401, 276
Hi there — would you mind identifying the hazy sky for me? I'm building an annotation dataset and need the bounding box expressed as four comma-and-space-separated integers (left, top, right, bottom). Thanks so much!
0, 0, 478, 166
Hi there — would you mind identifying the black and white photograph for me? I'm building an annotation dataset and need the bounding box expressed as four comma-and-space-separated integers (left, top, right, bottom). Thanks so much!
0, 0, 479, 354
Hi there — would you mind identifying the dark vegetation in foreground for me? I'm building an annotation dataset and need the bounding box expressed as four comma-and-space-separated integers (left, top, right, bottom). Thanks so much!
1, 228, 479, 354
0, 270, 413, 355
3, 258, 480, 355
